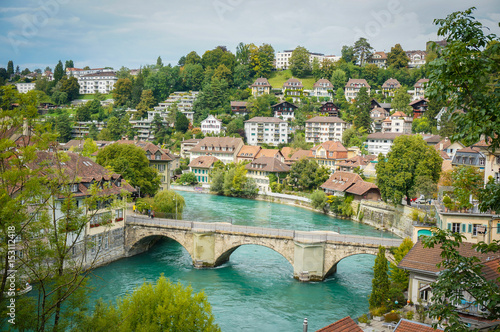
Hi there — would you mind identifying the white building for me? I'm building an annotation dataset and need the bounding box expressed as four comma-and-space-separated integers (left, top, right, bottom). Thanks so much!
381, 111, 413, 134
153, 91, 199, 124
78, 72, 118, 94
66, 67, 109, 78
305, 116, 348, 143
15, 82, 36, 94
244, 117, 288, 146
245, 157, 290, 193
129, 118, 167, 141
366, 132, 406, 156
311, 79, 334, 99
189, 137, 244, 164
201, 115, 223, 135
344, 78, 370, 102
275, 50, 339, 70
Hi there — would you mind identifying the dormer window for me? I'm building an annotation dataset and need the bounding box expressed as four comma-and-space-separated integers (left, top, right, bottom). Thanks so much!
71, 184, 78, 193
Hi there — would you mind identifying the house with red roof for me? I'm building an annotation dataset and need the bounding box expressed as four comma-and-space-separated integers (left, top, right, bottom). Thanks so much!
245, 157, 290, 193
320, 171, 381, 201
344, 78, 370, 102
309, 140, 348, 172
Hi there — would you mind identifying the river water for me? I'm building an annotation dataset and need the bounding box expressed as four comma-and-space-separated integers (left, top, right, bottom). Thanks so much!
87, 191, 399, 331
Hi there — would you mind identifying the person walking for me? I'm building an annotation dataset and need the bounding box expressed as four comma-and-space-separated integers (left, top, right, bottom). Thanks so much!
151, 210, 155, 219
133, 204, 136, 214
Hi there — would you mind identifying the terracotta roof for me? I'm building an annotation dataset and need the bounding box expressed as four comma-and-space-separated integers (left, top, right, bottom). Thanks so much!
367, 132, 406, 140
237, 145, 261, 158
398, 240, 500, 275
190, 137, 243, 153
320, 171, 364, 192
372, 51, 387, 59
435, 138, 451, 150
336, 155, 376, 168
306, 116, 346, 123
255, 149, 283, 159
392, 111, 408, 117
281, 147, 294, 159
394, 319, 443, 332
230, 101, 247, 107
316, 316, 363, 332
422, 135, 441, 144
482, 258, 500, 286
250, 77, 271, 87
439, 150, 451, 160
290, 149, 310, 161
245, 117, 286, 123
188, 156, 219, 168
116, 140, 173, 161
313, 78, 334, 88
346, 181, 379, 196
456, 146, 481, 154
245, 156, 290, 173
382, 78, 401, 89
283, 78, 303, 88
311, 141, 348, 160
345, 78, 370, 88
414, 78, 429, 88
409, 98, 429, 106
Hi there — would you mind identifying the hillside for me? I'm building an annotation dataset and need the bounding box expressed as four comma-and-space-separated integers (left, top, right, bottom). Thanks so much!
267, 70, 317, 90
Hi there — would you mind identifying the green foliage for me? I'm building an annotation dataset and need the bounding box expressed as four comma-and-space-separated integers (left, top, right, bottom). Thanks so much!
136, 89, 156, 119
353, 37, 373, 66
451, 166, 483, 210
479, 176, 500, 213
327, 195, 354, 217
113, 78, 133, 107
391, 87, 412, 115
310, 190, 328, 212
210, 163, 258, 198
152, 190, 185, 218
406, 310, 414, 320
289, 46, 312, 77
376, 135, 442, 205
331, 70, 347, 93
389, 238, 414, 289
96, 143, 161, 196
287, 158, 330, 192
175, 111, 190, 133
53, 60, 64, 82
412, 117, 432, 134
178, 172, 198, 185
358, 314, 370, 324
353, 87, 372, 133
341, 45, 356, 64
369, 246, 390, 310
80, 275, 220, 332
384, 311, 401, 323
387, 44, 409, 69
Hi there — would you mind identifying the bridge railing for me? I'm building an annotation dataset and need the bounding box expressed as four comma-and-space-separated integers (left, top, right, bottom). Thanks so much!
126, 216, 402, 247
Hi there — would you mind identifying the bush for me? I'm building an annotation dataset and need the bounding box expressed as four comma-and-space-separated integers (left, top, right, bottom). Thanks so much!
384, 311, 400, 323
387, 287, 406, 310
411, 209, 420, 222
358, 313, 370, 324
370, 306, 387, 317
406, 311, 414, 320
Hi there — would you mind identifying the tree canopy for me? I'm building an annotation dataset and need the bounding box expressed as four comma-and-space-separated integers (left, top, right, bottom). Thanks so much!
289, 46, 312, 78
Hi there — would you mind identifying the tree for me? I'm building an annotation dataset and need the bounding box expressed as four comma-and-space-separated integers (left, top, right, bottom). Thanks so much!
391, 87, 412, 115
152, 190, 186, 218
250, 43, 275, 78
178, 172, 198, 185
341, 46, 356, 64
64, 60, 74, 69
236, 42, 251, 65
175, 112, 190, 133
353, 38, 373, 66
386, 44, 409, 69
55, 113, 73, 143
54, 60, 64, 82
330, 70, 347, 93
210, 163, 258, 198
451, 166, 483, 210
369, 246, 390, 310
426, 7, 500, 152
156, 56, 163, 67
376, 135, 442, 205
82, 138, 98, 157
412, 116, 432, 134
353, 87, 372, 132
83, 275, 220, 332
185, 51, 202, 65
7, 60, 14, 77
136, 89, 156, 119
287, 159, 330, 192
106, 116, 123, 140
59, 76, 80, 101
310, 190, 328, 212
389, 238, 414, 289
423, 229, 500, 331
96, 143, 161, 196
289, 46, 312, 78
113, 78, 133, 107
181, 63, 204, 90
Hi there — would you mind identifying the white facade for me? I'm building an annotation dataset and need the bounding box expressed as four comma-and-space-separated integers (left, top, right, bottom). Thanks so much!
201, 115, 223, 135
78, 72, 118, 94
275, 50, 339, 70
245, 117, 288, 146
305, 117, 348, 143
66, 68, 110, 78
381, 112, 413, 134
153, 91, 199, 124
15, 83, 36, 94
366, 133, 405, 156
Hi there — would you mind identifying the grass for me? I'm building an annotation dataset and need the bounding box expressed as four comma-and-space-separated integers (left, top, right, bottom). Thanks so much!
76, 93, 113, 100
267, 70, 317, 90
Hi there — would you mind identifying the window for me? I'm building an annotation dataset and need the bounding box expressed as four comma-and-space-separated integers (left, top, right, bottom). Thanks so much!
71, 184, 79, 192
420, 289, 429, 302
450, 223, 460, 233
472, 224, 480, 236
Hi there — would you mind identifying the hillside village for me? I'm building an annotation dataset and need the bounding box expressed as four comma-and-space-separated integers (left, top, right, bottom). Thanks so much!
2, 15, 500, 332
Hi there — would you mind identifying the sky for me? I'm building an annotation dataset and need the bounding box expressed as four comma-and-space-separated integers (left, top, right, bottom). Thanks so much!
0, 0, 499, 71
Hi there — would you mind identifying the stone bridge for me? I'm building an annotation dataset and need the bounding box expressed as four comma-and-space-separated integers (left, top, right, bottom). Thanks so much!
125, 216, 401, 281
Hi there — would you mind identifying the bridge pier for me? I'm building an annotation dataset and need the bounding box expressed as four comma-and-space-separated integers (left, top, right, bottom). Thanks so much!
293, 242, 326, 282
192, 232, 217, 268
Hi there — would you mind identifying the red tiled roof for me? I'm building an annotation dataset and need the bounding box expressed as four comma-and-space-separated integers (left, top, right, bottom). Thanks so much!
289, 149, 310, 162
316, 316, 363, 332
336, 155, 376, 168
414, 78, 429, 88
188, 156, 219, 168
230, 101, 248, 107
255, 149, 283, 159
238, 145, 261, 158
345, 78, 370, 88
345, 181, 379, 196
116, 140, 173, 161
394, 319, 443, 332
313, 78, 334, 88
382, 78, 401, 89
245, 157, 290, 173
189, 137, 243, 153
250, 77, 271, 87
283, 78, 304, 88
320, 171, 364, 192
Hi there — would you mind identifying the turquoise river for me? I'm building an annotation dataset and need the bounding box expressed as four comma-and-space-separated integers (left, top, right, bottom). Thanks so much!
87, 191, 399, 331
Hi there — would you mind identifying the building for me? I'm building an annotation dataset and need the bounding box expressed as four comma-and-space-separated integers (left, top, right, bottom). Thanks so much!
413, 78, 429, 100
78, 72, 118, 94
281, 147, 310, 165
381, 78, 401, 97
320, 171, 381, 200
305, 116, 348, 143
368, 51, 387, 68
318, 101, 340, 117
282, 78, 304, 101
336, 155, 377, 173
15, 82, 36, 94
451, 146, 486, 171
153, 91, 199, 124
180, 138, 201, 159
382, 111, 413, 134
201, 115, 223, 135
244, 117, 288, 146
473, 138, 500, 184
271, 101, 297, 121
309, 141, 348, 172
406, 50, 427, 68
128, 118, 163, 141
236, 145, 262, 163
188, 156, 219, 185
434, 137, 464, 159
311, 79, 334, 99
344, 78, 370, 102
371, 107, 390, 132
366, 132, 406, 156
66, 67, 108, 78
71, 121, 106, 139
394, 320, 443, 332
230, 101, 248, 116
250, 78, 272, 96
245, 157, 290, 193
189, 137, 244, 164
255, 148, 284, 162
409, 99, 429, 119
275, 50, 339, 70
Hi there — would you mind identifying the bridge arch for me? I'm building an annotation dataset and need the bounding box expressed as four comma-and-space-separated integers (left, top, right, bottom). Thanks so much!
214, 242, 294, 269
125, 226, 194, 258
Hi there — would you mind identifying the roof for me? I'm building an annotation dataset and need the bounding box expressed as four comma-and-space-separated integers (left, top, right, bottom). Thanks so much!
316, 316, 363, 332
394, 319, 443, 332
367, 132, 406, 140
336, 155, 377, 168
283, 77, 304, 88
80, 72, 117, 78
320, 171, 364, 192
392, 111, 408, 117
182, 138, 202, 144
290, 149, 310, 162
190, 137, 243, 153
115, 140, 173, 161
372, 51, 387, 59
271, 101, 298, 109
188, 156, 219, 168
482, 258, 500, 286
398, 240, 500, 275
456, 146, 482, 154
423, 135, 442, 144
230, 101, 248, 107
313, 78, 334, 88
255, 149, 283, 159
245, 117, 286, 123
382, 78, 401, 89
250, 77, 271, 87
237, 145, 261, 158
345, 78, 370, 88
245, 157, 290, 173
311, 141, 348, 159
409, 98, 429, 106
281, 147, 294, 159
414, 78, 429, 88
306, 116, 346, 124
345, 181, 379, 196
